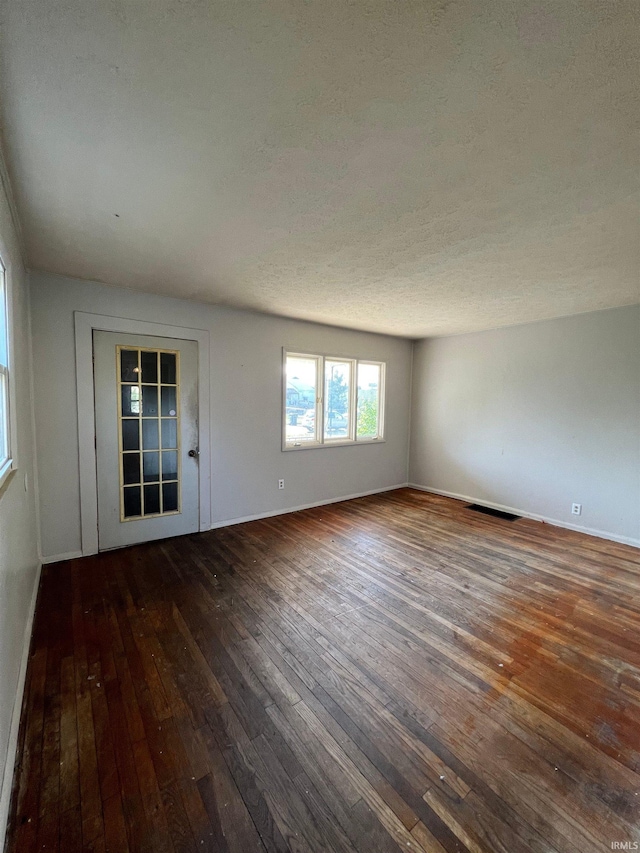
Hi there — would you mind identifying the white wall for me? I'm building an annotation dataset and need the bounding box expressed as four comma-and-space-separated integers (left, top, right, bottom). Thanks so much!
0, 181, 40, 843
410, 305, 640, 545
29, 272, 413, 561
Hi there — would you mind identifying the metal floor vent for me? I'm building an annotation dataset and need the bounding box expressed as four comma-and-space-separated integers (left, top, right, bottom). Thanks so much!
467, 504, 522, 521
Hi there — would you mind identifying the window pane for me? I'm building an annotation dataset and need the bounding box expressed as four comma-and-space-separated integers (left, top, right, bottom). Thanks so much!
161, 419, 177, 449
356, 363, 381, 440
161, 386, 177, 416
141, 385, 158, 416
144, 484, 160, 515
120, 349, 139, 382
162, 450, 178, 481
121, 385, 141, 417
142, 452, 160, 483
0, 373, 7, 464
142, 419, 159, 450
285, 355, 318, 445
123, 486, 141, 518
162, 482, 178, 512
324, 360, 351, 440
0, 273, 8, 467
122, 453, 140, 485
141, 350, 158, 384
161, 352, 176, 384
122, 419, 140, 451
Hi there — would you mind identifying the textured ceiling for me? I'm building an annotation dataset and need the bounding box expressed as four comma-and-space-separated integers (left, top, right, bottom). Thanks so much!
0, 0, 638, 337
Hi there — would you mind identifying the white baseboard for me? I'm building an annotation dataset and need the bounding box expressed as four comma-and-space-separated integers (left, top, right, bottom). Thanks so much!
0, 561, 42, 851
41, 549, 83, 565
40, 487, 411, 560
407, 484, 640, 549
209, 484, 410, 530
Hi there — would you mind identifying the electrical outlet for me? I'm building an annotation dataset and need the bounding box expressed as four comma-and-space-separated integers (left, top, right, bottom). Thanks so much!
278, 479, 285, 490
571, 503, 582, 516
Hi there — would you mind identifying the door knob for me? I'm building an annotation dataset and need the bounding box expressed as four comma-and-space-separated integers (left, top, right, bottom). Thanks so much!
188, 448, 200, 458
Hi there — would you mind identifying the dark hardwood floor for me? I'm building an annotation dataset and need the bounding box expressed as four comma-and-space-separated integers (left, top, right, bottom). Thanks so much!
6, 488, 640, 853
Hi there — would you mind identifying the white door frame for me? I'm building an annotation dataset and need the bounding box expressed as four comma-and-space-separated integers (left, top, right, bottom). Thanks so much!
74, 311, 211, 556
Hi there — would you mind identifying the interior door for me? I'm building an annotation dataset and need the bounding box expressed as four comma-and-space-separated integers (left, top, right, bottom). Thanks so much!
93, 330, 200, 550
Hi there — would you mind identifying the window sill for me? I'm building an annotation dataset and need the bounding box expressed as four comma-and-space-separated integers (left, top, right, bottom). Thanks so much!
0, 459, 15, 499
282, 439, 386, 452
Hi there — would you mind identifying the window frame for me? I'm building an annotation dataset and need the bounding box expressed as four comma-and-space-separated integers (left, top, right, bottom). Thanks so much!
282, 349, 386, 451
0, 256, 12, 488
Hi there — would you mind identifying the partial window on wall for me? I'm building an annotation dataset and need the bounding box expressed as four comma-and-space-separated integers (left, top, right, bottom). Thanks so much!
0, 258, 10, 479
356, 362, 383, 441
284, 350, 385, 449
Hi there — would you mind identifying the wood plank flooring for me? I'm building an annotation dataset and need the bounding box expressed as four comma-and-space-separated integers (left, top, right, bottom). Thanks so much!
6, 488, 640, 853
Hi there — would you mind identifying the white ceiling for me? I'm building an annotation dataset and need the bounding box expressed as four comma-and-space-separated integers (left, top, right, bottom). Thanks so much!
0, 0, 638, 337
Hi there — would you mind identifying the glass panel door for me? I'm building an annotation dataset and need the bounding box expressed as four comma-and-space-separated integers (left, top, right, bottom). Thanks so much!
117, 347, 181, 520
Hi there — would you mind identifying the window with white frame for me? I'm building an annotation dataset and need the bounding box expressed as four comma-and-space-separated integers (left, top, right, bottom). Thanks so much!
0, 259, 10, 477
284, 351, 385, 449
